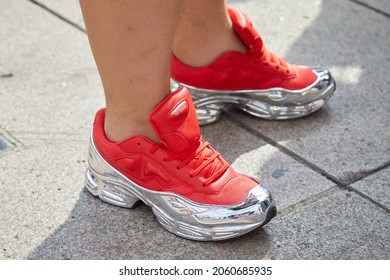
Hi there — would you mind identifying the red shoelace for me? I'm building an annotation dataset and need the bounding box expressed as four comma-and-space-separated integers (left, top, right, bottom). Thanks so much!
150, 140, 229, 186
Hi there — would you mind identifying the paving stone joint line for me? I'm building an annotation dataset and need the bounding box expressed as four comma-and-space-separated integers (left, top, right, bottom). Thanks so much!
0, 128, 24, 149
346, 161, 390, 185
28, 0, 86, 33
28, 0, 390, 36
225, 112, 343, 184
225, 113, 390, 214
348, 0, 390, 18
277, 186, 340, 217
347, 181, 390, 214
23, 0, 390, 217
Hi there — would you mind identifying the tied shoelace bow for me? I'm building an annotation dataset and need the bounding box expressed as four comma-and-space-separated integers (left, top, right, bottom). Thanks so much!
150, 140, 229, 186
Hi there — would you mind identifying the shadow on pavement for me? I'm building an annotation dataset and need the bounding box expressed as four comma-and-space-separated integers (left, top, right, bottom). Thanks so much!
28, 0, 389, 260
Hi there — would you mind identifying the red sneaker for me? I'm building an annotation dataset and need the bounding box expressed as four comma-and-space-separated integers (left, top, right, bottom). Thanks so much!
85, 87, 276, 241
171, 7, 335, 125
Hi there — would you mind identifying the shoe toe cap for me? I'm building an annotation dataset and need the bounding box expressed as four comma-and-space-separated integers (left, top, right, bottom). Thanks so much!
312, 67, 336, 92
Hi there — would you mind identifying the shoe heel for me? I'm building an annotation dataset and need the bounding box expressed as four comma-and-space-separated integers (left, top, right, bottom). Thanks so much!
193, 103, 223, 126
85, 137, 141, 208
189, 89, 224, 126
170, 79, 224, 126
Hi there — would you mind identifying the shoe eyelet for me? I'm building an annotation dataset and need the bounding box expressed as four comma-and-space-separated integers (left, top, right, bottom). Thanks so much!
137, 142, 141, 146
264, 63, 269, 67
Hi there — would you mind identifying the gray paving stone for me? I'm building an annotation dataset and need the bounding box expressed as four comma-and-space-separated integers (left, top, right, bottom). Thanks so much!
0, 141, 87, 259
351, 167, 390, 209
0, 0, 334, 259
1, 0, 389, 261
227, 0, 390, 184
25, 187, 390, 259
29, 0, 332, 61
0, 119, 334, 259
228, 0, 327, 58
264, 190, 390, 259
355, 0, 390, 15
201, 118, 334, 211
0, 0, 99, 260
32, 0, 85, 29
0, 0, 103, 136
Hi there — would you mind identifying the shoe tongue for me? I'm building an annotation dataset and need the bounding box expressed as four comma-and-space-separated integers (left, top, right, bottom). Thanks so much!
149, 87, 201, 154
228, 6, 263, 54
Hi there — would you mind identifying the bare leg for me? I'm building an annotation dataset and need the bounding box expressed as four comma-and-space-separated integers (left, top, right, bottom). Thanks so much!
173, 0, 247, 67
81, 0, 278, 241
79, 0, 183, 142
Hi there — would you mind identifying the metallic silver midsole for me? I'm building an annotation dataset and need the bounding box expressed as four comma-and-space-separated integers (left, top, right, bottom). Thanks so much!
171, 68, 335, 125
85, 132, 276, 241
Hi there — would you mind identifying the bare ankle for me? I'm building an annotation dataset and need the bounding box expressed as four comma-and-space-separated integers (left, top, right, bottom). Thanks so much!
174, 30, 247, 67
104, 115, 159, 143
173, 3, 247, 67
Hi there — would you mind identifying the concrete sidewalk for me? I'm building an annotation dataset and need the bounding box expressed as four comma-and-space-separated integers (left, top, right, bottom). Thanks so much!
0, 0, 389, 259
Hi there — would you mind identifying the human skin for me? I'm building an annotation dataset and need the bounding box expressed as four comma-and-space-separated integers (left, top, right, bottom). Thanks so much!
79, 0, 245, 142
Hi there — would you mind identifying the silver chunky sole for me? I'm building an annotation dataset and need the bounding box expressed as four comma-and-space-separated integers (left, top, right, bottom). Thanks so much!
171, 68, 335, 126
85, 135, 276, 241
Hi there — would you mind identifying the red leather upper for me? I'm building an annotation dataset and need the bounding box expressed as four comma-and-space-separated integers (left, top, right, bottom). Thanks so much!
92, 88, 258, 205
171, 7, 317, 91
